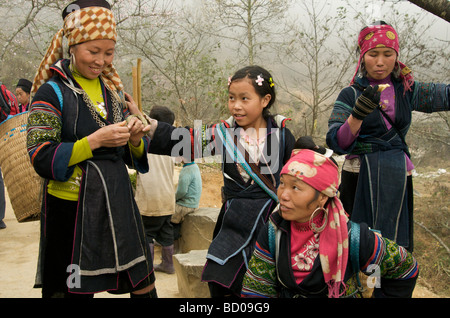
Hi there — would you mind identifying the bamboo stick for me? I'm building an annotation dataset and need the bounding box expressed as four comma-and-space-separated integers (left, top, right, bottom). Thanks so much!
137, 58, 142, 112
132, 66, 138, 105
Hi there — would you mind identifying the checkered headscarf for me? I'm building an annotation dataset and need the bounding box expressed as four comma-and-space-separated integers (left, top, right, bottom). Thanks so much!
31, 4, 123, 95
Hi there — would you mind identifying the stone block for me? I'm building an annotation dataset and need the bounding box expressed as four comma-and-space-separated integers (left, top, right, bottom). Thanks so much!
173, 249, 209, 298
178, 207, 219, 253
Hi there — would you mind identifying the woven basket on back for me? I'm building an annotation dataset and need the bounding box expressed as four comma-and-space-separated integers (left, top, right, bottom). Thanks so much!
0, 112, 42, 222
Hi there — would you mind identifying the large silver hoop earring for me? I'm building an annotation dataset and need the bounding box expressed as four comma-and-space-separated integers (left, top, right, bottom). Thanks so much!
309, 206, 328, 233
70, 51, 76, 71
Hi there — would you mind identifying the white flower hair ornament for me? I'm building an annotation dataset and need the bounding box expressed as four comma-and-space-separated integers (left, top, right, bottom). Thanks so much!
255, 74, 264, 86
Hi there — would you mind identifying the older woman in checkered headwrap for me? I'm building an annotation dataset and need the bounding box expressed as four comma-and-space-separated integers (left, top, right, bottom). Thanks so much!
27, 0, 156, 298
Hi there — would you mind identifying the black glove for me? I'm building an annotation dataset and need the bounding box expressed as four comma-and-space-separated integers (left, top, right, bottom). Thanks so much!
352, 85, 381, 120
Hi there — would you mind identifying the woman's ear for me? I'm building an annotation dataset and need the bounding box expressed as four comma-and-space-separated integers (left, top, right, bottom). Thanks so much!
69, 44, 77, 56
318, 193, 329, 209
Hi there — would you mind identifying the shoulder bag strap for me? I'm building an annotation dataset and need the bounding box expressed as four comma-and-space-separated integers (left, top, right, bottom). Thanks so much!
349, 221, 363, 292
377, 106, 410, 157
217, 123, 278, 201
47, 81, 64, 110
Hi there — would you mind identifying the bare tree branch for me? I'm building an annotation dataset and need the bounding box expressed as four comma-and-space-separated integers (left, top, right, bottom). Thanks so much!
415, 220, 450, 256
408, 0, 450, 23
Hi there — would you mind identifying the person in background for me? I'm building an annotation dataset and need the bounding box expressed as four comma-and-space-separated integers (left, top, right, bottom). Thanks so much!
134, 105, 177, 274
171, 157, 202, 245
0, 81, 19, 229
326, 21, 449, 251
15, 79, 32, 113
0, 81, 19, 118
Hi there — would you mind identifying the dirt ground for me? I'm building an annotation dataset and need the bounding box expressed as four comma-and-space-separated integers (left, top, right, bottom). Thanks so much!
0, 165, 223, 299
0, 165, 441, 298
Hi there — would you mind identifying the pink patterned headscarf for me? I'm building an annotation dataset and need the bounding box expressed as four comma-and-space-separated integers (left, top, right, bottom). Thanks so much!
351, 24, 414, 92
281, 149, 349, 298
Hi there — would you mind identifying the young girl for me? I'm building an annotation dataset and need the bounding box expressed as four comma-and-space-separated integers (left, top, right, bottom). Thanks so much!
241, 137, 418, 298
141, 65, 296, 297
326, 21, 449, 251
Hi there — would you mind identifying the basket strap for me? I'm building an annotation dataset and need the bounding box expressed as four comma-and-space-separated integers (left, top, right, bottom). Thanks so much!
48, 81, 63, 110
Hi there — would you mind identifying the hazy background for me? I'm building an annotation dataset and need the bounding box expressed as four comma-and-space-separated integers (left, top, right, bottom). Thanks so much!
0, 0, 448, 145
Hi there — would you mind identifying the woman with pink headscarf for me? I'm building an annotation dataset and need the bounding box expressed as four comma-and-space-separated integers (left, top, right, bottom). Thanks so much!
327, 21, 449, 251
241, 137, 418, 298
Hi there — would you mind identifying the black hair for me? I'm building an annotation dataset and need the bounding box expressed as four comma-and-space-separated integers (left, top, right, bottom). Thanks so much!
62, 0, 111, 19
149, 106, 175, 125
16, 79, 32, 94
229, 65, 276, 119
293, 136, 336, 208
294, 136, 337, 166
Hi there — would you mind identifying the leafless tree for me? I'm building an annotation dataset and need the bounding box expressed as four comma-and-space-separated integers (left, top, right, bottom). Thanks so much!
277, 1, 355, 137
203, 0, 291, 66
119, 2, 230, 124
0, 0, 66, 61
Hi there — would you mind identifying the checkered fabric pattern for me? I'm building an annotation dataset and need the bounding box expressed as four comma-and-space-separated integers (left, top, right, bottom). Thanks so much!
65, 7, 117, 46
31, 7, 123, 95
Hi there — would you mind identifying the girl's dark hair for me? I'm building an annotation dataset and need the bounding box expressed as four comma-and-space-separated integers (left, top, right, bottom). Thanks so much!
294, 136, 337, 166
229, 65, 276, 119
294, 136, 336, 208
149, 105, 175, 125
